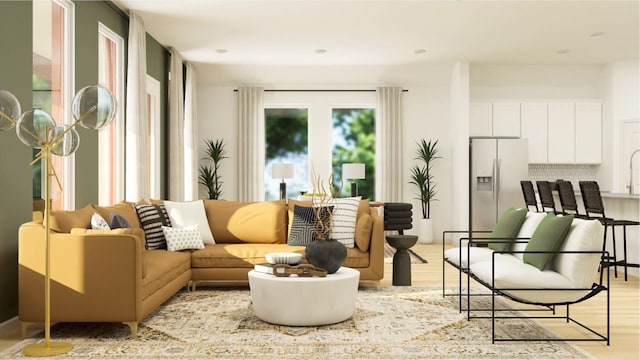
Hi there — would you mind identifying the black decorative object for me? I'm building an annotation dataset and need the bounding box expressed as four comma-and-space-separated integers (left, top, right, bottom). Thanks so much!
305, 239, 347, 274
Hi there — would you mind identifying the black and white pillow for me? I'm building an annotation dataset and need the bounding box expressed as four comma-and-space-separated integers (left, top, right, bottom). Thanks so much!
91, 212, 111, 230
135, 204, 171, 250
162, 224, 205, 251
288, 205, 333, 246
313, 196, 361, 248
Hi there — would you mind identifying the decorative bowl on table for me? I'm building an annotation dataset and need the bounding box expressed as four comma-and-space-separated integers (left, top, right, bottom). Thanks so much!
265, 252, 302, 265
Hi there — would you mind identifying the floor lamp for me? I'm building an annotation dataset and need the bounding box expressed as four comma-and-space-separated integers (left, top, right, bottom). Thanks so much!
0, 86, 116, 357
272, 163, 294, 200
342, 163, 365, 197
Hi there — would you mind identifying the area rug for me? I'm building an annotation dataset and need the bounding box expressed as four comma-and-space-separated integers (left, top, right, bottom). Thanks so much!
383, 243, 428, 264
2, 287, 594, 360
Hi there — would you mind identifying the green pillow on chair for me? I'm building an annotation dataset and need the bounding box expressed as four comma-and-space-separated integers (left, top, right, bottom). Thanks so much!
488, 207, 528, 251
523, 213, 574, 270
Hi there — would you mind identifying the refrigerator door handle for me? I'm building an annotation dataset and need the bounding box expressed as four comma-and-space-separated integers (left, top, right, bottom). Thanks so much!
496, 158, 501, 204
492, 158, 498, 201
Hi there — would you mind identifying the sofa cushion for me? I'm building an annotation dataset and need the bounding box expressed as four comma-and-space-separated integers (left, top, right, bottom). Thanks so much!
523, 214, 574, 270
354, 214, 373, 252
191, 244, 306, 267
109, 212, 132, 229
49, 204, 94, 233
135, 204, 172, 250
488, 207, 527, 251
164, 200, 215, 244
141, 250, 191, 300
91, 212, 111, 230
550, 218, 603, 288
288, 205, 333, 245
314, 196, 360, 248
92, 202, 141, 229
162, 225, 205, 251
204, 199, 287, 244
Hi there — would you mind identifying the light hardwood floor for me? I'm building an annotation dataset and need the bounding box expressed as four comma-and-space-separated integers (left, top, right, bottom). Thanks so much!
2, 243, 638, 359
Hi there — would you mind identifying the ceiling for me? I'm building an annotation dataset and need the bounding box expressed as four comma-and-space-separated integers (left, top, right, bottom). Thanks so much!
111, 0, 639, 84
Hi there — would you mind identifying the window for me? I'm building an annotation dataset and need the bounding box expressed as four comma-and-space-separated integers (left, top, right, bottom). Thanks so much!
264, 108, 308, 200
264, 92, 376, 200
98, 23, 125, 205
32, 0, 74, 210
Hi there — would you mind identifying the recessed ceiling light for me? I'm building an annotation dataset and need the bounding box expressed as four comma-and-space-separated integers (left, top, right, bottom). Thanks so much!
556, 49, 570, 55
215, 49, 228, 54
589, 31, 605, 37
414, 49, 427, 55
314, 49, 327, 54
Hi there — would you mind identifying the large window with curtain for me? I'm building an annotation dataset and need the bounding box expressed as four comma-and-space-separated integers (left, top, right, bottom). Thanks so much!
32, 0, 74, 210
263, 92, 376, 200
98, 23, 125, 205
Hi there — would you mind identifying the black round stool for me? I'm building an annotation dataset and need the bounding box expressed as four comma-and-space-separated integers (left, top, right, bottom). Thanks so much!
386, 235, 418, 286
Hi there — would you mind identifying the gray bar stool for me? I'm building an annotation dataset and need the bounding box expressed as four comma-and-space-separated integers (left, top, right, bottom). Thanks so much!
384, 203, 418, 286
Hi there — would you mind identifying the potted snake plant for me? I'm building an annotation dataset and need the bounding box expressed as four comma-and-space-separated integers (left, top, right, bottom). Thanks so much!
409, 139, 440, 243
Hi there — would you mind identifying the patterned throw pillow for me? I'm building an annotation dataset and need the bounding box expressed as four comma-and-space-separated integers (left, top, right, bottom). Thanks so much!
91, 212, 111, 230
313, 196, 361, 248
109, 212, 133, 229
135, 204, 172, 250
162, 225, 205, 251
288, 205, 333, 246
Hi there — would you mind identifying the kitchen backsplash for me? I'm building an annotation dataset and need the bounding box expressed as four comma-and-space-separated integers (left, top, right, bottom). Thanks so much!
528, 164, 599, 190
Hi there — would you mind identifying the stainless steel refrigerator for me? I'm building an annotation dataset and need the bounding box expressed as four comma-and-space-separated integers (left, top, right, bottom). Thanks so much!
469, 137, 529, 232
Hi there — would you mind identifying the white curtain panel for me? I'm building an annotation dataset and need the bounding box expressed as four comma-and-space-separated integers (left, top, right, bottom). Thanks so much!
184, 63, 198, 201
237, 87, 265, 201
168, 48, 185, 201
125, 12, 149, 202
376, 87, 404, 202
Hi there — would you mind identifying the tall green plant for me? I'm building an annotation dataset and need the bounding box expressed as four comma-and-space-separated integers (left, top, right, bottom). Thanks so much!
409, 139, 440, 219
198, 139, 228, 199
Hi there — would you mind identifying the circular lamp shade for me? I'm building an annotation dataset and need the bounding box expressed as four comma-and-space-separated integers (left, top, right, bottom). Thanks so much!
72, 85, 117, 130
50, 124, 80, 156
16, 109, 56, 149
272, 163, 295, 179
0, 90, 21, 131
342, 163, 365, 180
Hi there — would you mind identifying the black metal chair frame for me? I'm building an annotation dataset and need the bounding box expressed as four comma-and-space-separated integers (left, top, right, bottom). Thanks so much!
536, 180, 558, 214
442, 232, 610, 344
579, 181, 640, 281
520, 180, 539, 212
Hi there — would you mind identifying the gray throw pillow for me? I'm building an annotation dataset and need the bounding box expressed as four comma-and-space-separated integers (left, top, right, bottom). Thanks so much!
288, 205, 333, 246
109, 212, 133, 229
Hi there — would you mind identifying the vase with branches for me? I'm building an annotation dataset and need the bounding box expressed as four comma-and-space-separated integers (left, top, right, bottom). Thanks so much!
199, 139, 228, 200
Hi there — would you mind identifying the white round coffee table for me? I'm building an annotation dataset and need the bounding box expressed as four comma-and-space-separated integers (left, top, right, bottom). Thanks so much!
248, 266, 360, 326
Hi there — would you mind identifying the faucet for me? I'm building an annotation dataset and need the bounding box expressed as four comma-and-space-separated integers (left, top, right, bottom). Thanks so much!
630, 149, 640, 194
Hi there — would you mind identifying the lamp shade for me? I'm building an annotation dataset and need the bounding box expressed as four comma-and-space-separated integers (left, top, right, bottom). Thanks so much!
342, 163, 365, 180
272, 163, 294, 179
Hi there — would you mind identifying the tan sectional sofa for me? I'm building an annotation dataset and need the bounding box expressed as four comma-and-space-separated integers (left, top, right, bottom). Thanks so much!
18, 198, 383, 336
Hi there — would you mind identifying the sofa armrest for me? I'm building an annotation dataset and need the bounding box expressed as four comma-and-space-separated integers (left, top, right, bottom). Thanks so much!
367, 208, 385, 279
18, 222, 145, 322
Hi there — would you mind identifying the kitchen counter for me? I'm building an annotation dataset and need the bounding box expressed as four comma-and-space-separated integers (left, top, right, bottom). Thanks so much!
599, 192, 640, 200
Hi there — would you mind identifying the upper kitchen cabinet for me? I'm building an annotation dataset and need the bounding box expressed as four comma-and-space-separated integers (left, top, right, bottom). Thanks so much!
547, 102, 576, 163
575, 102, 602, 164
521, 102, 548, 163
469, 102, 520, 137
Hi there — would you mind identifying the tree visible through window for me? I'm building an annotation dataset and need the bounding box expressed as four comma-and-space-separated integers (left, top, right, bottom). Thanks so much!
332, 108, 375, 199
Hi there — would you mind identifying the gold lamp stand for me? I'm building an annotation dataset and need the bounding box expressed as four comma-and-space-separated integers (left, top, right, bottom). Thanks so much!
22, 149, 73, 357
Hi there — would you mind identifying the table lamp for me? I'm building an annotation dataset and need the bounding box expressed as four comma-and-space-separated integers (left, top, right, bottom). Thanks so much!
342, 163, 365, 197
272, 163, 294, 200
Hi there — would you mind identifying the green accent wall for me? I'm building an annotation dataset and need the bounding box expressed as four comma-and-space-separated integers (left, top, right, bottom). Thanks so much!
0, 0, 170, 323
0, 1, 34, 323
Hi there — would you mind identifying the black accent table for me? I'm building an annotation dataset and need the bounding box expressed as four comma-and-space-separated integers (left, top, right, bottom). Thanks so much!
386, 235, 418, 286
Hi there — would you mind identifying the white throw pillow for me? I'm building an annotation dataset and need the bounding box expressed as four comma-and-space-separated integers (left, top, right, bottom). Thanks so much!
162, 225, 205, 251
91, 212, 111, 230
164, 200, 215, 244
313, 196, 361, 248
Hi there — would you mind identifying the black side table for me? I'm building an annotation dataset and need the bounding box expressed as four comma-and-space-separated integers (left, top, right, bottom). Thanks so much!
386, 235, 418, 286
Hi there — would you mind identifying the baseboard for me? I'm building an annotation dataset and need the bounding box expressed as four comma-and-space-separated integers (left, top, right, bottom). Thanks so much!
0, 316, 19, 339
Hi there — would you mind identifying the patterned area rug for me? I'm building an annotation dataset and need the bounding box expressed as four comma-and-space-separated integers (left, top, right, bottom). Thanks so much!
2, 287, 594, 360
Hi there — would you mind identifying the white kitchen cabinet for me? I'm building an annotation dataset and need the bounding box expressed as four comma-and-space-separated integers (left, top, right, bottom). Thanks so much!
575, 102, 602, 164
520, 102, 548, 163
469, 102, 492, 136
547, 102, 576, 163
492, 102, 520, 137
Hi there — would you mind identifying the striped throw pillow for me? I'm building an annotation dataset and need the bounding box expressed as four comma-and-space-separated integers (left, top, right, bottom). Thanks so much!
313, 196, 361, 248
135, 204, 171, 250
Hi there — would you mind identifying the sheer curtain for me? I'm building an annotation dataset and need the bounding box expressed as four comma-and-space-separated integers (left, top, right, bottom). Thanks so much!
376, 87, 404, 202
168, 48, 185, 201
237, 87, 265, 201
125, 12, 149, 201
184, 63, 198, 201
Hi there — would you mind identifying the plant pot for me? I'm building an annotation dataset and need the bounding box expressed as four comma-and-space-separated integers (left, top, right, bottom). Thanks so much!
418, 218, 433, 244
305, 239, 347, 274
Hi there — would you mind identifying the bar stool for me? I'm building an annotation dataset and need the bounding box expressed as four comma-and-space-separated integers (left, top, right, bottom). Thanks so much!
579, 181, 640, 281
536, 180, 558, 214
520, 180, 539, 212
555, 180, 590, 219
383, 203, 418, 286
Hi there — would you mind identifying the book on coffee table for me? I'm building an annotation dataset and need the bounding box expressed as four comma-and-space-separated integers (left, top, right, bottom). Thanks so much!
254, 263, 275, 275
